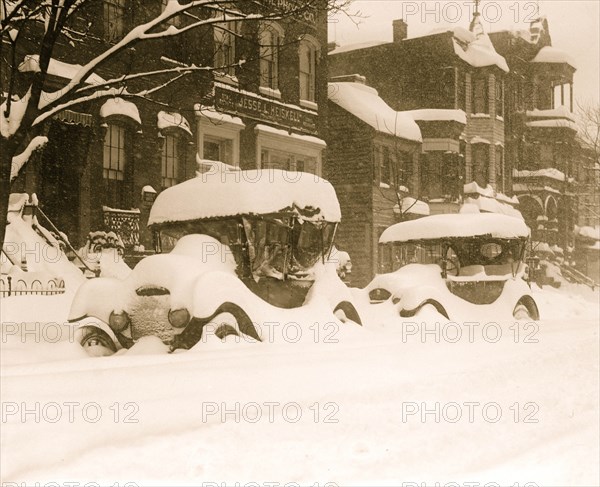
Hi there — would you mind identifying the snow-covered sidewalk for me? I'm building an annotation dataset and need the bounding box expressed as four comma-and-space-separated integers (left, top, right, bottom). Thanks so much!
1, 284, 598, 485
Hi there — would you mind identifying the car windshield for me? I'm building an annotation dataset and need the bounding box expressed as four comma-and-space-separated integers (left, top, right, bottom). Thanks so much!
243, 217, 336, 279
385, 238, 525, 273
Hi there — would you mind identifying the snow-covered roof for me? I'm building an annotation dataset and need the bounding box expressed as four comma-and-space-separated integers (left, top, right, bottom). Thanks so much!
464, 196, 523, 219
328, 82, 422, 142
471, 136, 491, 144
532, 46, 576, 68
149, 169, 342, 225
328, 40, 388, 55
406, 109, 467, 124
526, 106, 575, 122
526, 119, 578, 131
18, 55, 106, 85
464, 182, 494, 198
452, 28, 509, 72
254, 124, 327, 147
513, 168, 566, 182
100, 98, 141, 125
577, 226, 600, 241
394, 197, 430, 216
380, 213, 529, 244
157, 111, 192, 136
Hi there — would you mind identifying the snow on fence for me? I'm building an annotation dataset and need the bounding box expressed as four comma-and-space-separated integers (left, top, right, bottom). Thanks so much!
0, 276, 66, 297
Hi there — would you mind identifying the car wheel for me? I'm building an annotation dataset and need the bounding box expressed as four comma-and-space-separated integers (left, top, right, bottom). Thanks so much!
173, 302, 262, 350
77, 325, 117, 357
400, 300, 450, 320
333, 301, 362, 325
513, 304, 533, 320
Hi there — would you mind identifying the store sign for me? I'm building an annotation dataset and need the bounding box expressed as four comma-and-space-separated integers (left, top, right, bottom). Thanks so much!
215, 86, 318, 134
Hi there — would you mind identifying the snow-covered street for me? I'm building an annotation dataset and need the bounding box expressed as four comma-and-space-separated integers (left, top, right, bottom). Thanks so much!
1, 283, 598, 486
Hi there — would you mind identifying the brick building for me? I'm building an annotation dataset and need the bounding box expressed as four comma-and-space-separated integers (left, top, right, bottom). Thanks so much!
6, 0, 328, 259
328, 11, 520, 217
489, 17, 579, 252
326, 76, 423, 285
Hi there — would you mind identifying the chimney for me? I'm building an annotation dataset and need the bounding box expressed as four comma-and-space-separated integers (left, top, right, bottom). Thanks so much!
393, 19, 408, 42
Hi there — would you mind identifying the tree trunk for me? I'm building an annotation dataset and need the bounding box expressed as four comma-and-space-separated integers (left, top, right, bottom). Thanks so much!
0, 135, 22, 252
0, 142, 13, 251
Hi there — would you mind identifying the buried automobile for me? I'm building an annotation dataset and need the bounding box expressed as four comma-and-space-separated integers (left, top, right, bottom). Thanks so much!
69, 169, 362, 355
367, 213, 540, 320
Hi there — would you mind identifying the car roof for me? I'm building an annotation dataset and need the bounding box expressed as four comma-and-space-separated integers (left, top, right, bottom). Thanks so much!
379, 213, 530, 244
149, 169, 341, 226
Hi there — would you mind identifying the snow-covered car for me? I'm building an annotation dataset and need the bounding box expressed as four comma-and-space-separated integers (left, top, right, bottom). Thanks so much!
367, 213, 540, 321
68, 169, 362, 356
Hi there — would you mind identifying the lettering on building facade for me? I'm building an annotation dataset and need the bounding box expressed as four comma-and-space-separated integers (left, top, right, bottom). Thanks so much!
215, 86, 318, 134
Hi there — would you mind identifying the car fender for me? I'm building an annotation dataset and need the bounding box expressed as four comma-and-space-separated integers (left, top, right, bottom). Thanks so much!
68, 277, 132, 324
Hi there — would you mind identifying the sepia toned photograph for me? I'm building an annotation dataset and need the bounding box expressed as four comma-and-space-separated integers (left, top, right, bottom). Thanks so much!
1, 0, 599, 485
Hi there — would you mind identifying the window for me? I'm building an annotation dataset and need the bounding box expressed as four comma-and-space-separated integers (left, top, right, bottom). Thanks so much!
255, 125, 324, 176
204, 135, 233, 164
161, 134, 180, 188
259, 23, 282, 91
495, 145, 504, 192
214, 21, 237, 77
103, 0, 125, 42
471, 74, 489, 114
457, 70, 466, 110
198, 112, 243, 168
103, 123, 128, 207
472, 144, 489, 187
495, 77, 504, 117
380, 146, 392, 186
103, 124, 126, 181
299, 37, 318, 103
261, 148, 318, 174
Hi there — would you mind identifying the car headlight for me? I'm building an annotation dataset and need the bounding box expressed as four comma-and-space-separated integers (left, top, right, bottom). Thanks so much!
168, 308, 190, 328
108, 311, 130, 332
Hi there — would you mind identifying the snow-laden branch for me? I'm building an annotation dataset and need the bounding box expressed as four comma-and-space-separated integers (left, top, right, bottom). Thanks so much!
34, 62, 230, 126
36, 0, 323, 113
10, 135, 48, 181
37, 0, 248, 111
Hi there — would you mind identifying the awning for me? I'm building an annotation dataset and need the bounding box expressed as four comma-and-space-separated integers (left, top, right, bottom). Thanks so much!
100, 98, 141, 125
157, 111, 193, 136
56, 109, 93, 127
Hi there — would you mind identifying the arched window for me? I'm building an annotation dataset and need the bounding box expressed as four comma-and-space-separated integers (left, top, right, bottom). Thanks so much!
259, 23, 283, 93
214, 21, 238, 77
157, 111, 192, 188
299, 36, 319, 104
